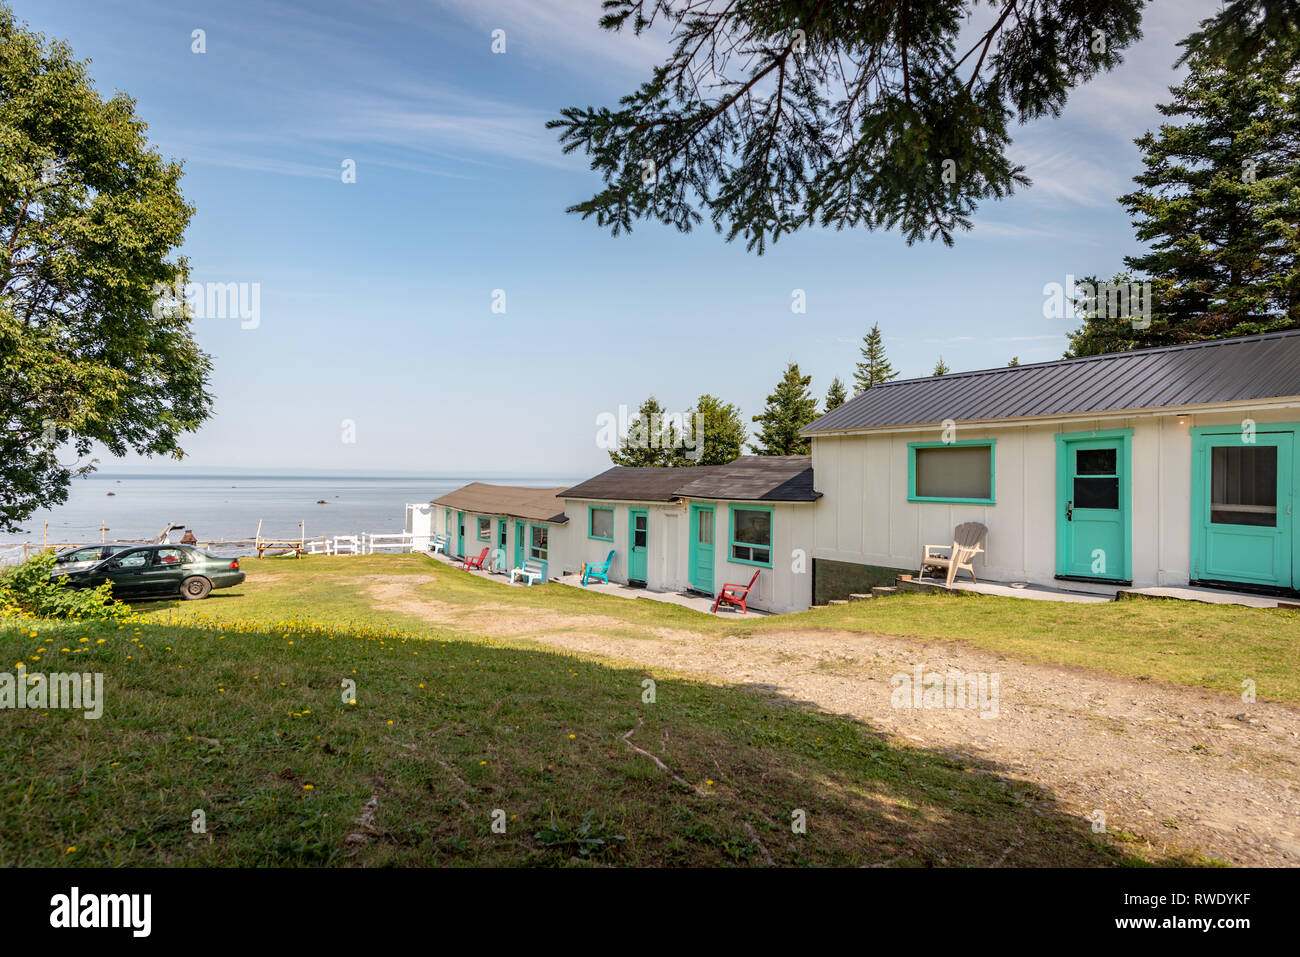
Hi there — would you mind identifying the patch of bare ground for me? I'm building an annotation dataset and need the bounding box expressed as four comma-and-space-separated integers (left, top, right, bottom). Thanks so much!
359, 577, 1300, 865
365, 577, 701, 642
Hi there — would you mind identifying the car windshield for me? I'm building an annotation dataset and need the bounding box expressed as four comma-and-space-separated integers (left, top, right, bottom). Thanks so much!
59, 547, 102, 563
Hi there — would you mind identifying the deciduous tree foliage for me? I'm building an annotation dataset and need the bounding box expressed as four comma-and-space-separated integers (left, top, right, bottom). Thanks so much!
0, 8, 211, 531
751, 362, 817, 455
1067, 25, 1300, 355
689, 392, 747, 465
551, 0, 1149, 251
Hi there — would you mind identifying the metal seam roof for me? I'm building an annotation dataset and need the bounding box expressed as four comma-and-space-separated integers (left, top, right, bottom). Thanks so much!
802, 331, 1300, 434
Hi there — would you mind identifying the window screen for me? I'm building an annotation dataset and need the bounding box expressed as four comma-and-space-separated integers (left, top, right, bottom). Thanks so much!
589, 507, 614, 540
1073, 446, 1119, 510
731, 508, 772, 564
1211, 445, 1277, 527
913, 445, 992, 501
530, 525, 548, 560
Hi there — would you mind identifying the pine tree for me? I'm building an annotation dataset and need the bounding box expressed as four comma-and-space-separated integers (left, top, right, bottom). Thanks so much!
608, 395, 687, 467
1067, 31, 1300, 355
824, 376, 848, 412
932, 356, 951, 376
550, 1, 1151, 251
854, 323, 898, 393
750, 364, 818, 456
688, 394, 747, 465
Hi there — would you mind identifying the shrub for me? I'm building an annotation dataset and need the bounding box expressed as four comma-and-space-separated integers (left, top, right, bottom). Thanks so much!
0, 551, 133, 622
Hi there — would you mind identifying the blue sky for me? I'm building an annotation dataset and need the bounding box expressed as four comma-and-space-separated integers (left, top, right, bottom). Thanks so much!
18, 0, 1221, 476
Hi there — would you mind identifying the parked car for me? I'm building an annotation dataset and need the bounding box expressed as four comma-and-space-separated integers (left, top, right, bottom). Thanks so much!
58, 545, 245, 601
51, 543, 134, 574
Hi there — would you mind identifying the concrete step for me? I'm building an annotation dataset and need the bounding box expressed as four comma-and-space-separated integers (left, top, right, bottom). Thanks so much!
871, 586, 898, 599
848, 593, 873, 601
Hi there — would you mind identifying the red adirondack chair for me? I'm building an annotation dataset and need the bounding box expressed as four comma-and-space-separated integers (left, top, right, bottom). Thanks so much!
462, 547, 489, 571
712, 569, 761, 614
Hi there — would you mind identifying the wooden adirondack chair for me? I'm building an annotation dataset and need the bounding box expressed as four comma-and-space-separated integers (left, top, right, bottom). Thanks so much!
462, 547, 489, 571
712, 569, 761, 614
582, 550, 616, 586
920, 522, 987, 586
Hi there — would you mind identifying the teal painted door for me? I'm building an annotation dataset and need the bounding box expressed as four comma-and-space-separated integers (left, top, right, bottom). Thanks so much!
444, 509, 452, 547
514, 520, 526, 569
628, 508, 648, 583
1193, 432, 1293, 588
688, 504, 715, 593
456, 511, 466, 558
1057, 434, 1130, 582
497, 518, 509, 572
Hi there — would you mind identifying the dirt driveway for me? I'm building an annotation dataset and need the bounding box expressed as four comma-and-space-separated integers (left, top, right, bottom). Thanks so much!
369, 579, 1300, 866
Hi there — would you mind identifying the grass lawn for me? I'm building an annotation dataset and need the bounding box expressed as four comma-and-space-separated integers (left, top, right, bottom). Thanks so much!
162, 553, 1300, 702
3, 552, 1286, 867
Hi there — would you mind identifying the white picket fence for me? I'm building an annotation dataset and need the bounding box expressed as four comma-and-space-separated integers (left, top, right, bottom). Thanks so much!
301, 533, 417, 556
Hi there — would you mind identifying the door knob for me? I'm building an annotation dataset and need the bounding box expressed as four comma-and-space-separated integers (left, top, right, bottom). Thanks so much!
1066, 500, 1073, 521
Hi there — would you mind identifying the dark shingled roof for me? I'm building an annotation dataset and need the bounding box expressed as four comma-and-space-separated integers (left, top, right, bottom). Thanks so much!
802, 331, 1300, 434
430, 483, 569, 524
558, 466, 720, 503
559, 457, 819, 503
672, 456, 821, 502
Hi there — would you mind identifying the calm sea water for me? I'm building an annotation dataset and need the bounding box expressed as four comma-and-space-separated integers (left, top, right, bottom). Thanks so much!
2, 473, 582, 559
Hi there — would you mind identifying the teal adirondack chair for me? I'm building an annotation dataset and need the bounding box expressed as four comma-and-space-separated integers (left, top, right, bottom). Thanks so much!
582, 550, 616, 586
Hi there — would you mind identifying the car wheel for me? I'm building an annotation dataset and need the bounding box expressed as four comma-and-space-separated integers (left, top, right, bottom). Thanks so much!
180, 576, 212, 601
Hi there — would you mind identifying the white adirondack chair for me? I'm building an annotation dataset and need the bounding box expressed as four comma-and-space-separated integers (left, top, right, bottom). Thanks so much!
920, 522, 987, 586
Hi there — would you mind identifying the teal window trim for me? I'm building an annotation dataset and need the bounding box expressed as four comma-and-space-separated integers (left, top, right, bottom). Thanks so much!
907, 439, 997, 505
588, 506, 615, 542
1053, 428, 1133, 582
529, 523, 549, 561
728, 504, 774, 568
476, 515, 492, 542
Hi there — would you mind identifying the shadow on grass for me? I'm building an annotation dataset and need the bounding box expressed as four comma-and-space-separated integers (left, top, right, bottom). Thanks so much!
0, 616, 1205, 867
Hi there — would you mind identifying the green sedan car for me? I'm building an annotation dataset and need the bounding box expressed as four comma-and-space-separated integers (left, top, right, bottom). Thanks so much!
59, 544, 246, 601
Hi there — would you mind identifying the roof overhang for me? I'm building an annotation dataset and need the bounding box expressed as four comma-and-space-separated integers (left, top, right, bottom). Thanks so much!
803, 398, 1300, 438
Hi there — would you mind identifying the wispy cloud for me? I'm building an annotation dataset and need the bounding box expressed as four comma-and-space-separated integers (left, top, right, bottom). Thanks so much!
430, 0, 670, 75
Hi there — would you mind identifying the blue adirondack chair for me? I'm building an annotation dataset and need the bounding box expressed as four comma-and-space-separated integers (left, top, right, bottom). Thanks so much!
582, 550, 616, 586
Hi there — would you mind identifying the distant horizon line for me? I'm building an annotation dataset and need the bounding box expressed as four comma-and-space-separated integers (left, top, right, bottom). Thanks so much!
78, 468, 593, 480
